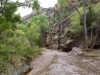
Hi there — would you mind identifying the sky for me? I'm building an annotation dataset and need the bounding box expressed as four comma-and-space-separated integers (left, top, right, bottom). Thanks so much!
15, 0, 57, 17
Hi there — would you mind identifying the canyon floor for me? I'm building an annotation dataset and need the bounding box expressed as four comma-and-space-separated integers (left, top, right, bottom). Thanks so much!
28, 49, 100, 75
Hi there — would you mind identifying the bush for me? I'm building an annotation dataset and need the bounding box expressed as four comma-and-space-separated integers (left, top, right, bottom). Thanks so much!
0, 29, 43, 74
70, 3, 100, 35
70, 7, 84, 35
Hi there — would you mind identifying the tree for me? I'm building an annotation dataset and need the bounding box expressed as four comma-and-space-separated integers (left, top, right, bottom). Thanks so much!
83, 0, 88, 49
17, 15, 50, 47
0, 0, 40, 17
31, 15, 50, 46
58, 0, 81, 15
66, 0, 81, 16
58, 0, 69, 7
26, 22, 41, 46
32, 0, 40, 11
0, 0, 41, 74
0, 0, 40, 31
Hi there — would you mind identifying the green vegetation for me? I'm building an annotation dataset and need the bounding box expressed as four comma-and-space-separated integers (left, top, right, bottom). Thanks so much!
70, 7, 84, 35
33, 0, 40, 11
58, 0, 72, 7
0, 0, 50, 74
1, 0, 100, 74
0, 14, 50, 74
0, 28, 43, 73
18, 15, 50, 47
53, 0, 74, 24
30, 15, 50, 46
70, 3, 100, 35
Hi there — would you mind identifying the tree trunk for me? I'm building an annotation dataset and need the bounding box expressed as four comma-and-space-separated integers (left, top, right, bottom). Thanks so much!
91, 27, 99, 49
90, 27, 93, 45
41, 30, 46, 47
83, 0, 88, 49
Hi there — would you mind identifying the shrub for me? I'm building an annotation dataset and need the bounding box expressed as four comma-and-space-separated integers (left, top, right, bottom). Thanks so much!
0, 29, 43, 74
70, 3, 100, 35
70, 7, 84, 35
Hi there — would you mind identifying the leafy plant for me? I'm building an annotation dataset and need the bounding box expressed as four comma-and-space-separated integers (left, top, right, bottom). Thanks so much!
70, 7, 84, 35
0, 29, 43, 74
0, 0, 43, 74
58, 0, 72, 7
70, 3, 100, 35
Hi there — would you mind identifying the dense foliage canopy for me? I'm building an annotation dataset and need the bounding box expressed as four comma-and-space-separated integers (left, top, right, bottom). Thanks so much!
0, 0, 45, 74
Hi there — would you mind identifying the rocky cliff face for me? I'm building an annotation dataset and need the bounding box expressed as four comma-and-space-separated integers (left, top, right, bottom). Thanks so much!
45, 0, 100, 51
46, 15, 74, 51
22, 7, 54, 23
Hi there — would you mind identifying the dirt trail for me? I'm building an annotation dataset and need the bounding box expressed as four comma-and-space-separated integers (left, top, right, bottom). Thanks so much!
28, 50, 100, 75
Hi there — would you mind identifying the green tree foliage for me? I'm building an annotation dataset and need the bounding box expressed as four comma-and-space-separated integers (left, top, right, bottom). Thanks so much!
91, 3, 100, 24
0, 29, 42, 74
17, 24, 27, 32
81, 3, 100, 28
58, 0, 72, 7
31, 15, 50, 30
70, 7, 84, 35
18, 15, 50, 47
31, 15, 50, 46
58, 0, 68, 7
18, 14, 50, 47
0, 0, 40, 31
17, 23, 41, 47
70, 3, 100, 35
0, 2, 22, 31
26, 22, 41, 46
32, 0, 40, 11
0, 0, 40, 17
0, 0, 43, 74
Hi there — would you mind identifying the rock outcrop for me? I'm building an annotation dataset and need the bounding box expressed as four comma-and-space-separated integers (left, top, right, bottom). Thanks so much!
22, 7, 54, 23
46, 15, 73, 50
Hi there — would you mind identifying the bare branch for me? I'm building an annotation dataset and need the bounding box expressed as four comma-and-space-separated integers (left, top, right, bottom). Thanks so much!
0, 0, 18, 20
1, 0, 2, 8
66, 0, 81, 16
1, 0, 8, 12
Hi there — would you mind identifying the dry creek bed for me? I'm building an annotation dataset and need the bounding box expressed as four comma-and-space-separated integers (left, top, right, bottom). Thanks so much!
27, 50, 100, 75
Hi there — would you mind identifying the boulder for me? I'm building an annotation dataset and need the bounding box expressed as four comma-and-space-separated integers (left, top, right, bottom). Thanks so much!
70, 47, 84, 55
